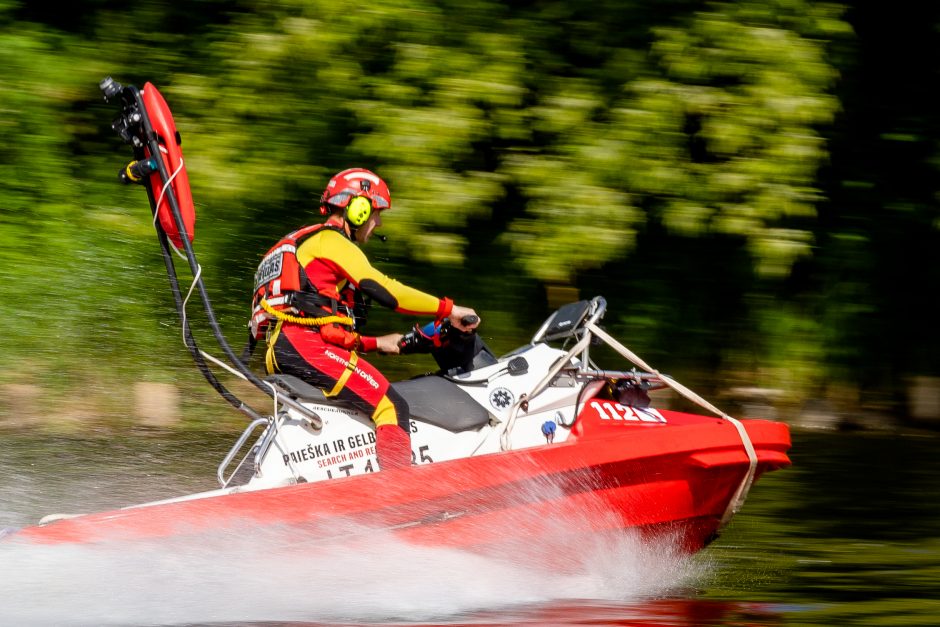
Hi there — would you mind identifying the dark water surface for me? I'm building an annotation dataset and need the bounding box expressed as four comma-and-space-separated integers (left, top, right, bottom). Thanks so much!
1, 427, 938, 626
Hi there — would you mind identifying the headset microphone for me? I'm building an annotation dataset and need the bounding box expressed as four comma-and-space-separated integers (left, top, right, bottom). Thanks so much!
376, 233, 388, 242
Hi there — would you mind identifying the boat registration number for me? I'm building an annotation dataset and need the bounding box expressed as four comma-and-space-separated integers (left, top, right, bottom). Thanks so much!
588, 400, 666, 423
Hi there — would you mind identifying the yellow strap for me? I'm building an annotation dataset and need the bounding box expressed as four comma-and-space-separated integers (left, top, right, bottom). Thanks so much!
265, 319, 284, 375
324, 351, 359, 397
125, 161, 142, 182
262, 298, 358, 396
260, 298, 353, 327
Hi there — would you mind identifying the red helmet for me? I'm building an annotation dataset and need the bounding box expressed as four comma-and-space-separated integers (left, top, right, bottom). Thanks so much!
319, 168, 391, 227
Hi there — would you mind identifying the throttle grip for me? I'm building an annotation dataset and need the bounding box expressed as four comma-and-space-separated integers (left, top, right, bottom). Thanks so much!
460, 314, 480, 327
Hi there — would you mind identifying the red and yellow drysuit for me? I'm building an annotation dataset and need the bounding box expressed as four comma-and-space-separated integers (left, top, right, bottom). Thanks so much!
263, 225, 453, 470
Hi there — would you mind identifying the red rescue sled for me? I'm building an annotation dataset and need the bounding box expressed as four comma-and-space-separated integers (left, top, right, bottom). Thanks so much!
141, 82, 195, 248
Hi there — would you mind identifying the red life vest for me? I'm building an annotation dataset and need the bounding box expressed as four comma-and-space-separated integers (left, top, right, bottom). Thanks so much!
249, 224, 351, 339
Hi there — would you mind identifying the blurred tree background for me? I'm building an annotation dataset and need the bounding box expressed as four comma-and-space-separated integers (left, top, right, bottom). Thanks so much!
0, 0, 937, 428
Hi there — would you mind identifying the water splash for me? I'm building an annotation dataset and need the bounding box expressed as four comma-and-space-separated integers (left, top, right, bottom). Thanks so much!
0, 519, 704, 626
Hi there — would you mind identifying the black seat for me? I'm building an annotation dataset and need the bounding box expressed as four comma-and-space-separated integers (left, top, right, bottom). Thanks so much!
391, 375, 491, 432
269, 373, 491, 432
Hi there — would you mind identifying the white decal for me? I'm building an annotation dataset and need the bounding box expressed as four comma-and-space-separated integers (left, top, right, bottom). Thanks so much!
489, 387, 514, 410
344, 171, 380, 184
254, 249, 287, 289
324, 350, 380, 389
590, 401, 666, 423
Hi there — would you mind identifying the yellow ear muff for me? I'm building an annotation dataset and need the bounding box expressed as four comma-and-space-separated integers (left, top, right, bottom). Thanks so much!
345, 196, 372, 227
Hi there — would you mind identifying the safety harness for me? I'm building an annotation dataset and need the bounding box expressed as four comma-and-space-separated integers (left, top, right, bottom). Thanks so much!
251, 224, 364, 396
250, 224, 356, 339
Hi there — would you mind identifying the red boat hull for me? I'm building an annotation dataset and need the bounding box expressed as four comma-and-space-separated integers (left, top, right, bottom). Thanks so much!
13, 411, 791, 560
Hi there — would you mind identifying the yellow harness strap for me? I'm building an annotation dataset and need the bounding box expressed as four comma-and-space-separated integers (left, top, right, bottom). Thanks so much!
259, 298, 354, 327
324, 351, 359, 397
261, 298, 359, 396
264, 319, 284, 375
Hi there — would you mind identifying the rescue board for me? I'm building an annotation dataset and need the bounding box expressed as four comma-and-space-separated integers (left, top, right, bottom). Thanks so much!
141, 82, 194, 248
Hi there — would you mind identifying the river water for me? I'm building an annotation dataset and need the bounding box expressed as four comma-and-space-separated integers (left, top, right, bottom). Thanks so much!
1, 426, 938, 626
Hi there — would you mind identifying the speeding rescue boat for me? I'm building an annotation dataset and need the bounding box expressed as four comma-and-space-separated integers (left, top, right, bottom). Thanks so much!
4, 79, 791, 559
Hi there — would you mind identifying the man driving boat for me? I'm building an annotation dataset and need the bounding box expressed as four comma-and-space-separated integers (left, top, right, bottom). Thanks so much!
250, 168, 480, 470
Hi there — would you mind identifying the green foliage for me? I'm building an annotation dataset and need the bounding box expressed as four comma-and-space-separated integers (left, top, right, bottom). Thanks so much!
618, 1, 843, 279
2, 0, 938, 425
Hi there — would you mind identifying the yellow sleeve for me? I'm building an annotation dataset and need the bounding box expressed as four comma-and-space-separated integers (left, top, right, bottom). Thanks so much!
299, 229, 450, 317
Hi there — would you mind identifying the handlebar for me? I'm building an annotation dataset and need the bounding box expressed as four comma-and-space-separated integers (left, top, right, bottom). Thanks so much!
398, 315, 479, 355
460, 314, 480, 327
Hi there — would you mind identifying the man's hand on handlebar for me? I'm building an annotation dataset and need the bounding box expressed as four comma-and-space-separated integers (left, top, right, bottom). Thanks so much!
450, 305, 480, 332
375, 333, 404, 355
394, 306, 480, 355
